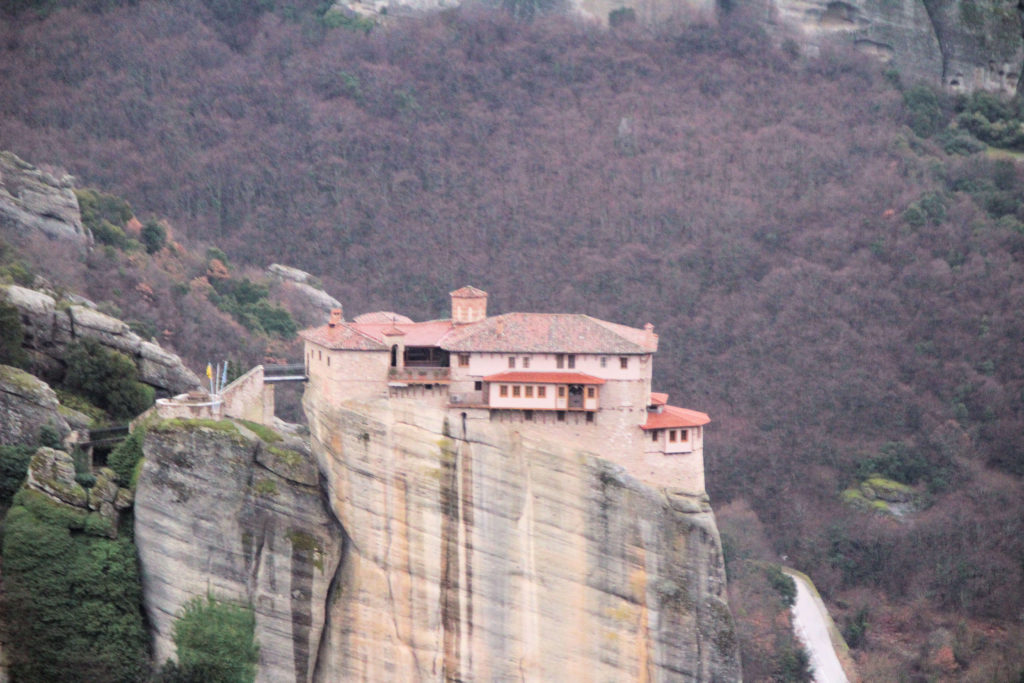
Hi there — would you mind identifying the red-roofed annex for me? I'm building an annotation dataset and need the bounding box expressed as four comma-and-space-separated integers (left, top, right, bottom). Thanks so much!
300, 287, 711, 492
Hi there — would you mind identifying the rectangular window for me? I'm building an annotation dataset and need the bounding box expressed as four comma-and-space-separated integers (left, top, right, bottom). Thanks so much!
567, 354, 576, 369
619, 357, 629, 369
537, 386, 546, 398
318, 350, 322, 361
525, 386, 534, 398
670, 430, 677, 442
680, 429, 688, 441
586, 412, 594, 423
586, 387, 595, 399
500, 385, 508, 398
524, 410, 533, 421
508, 356, 516, 369
651, 430, 658, 442
556, 354, 564, 369
522, 357, 530, 368
600, 357, 607, 368
557, 410, 565, 421
327, 356, 331, 366
558, 386, 566, 398
459, 353, 470, 367
474, 381, 482, 391
512, 385, 521, 397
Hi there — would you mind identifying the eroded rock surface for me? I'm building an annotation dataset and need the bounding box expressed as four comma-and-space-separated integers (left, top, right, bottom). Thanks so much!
0, 365, 69, 446
1, 284, 200, 395
306, 398, 741, 682
0, 151, 89, 245
134, 421, 343, 683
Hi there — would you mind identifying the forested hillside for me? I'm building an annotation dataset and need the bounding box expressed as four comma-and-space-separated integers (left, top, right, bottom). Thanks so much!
2, 1, 1023, 678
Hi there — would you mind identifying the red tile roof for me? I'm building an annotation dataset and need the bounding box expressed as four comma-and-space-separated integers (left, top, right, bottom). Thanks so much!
441, 313, 657, 354
650, 392, 669, 406
299, 323, 388, 351
450, 285, 488, 298
351, 319, 455, 347
641, 404, 710, 430
483, 371, 606, 385
352, 311, 414, 324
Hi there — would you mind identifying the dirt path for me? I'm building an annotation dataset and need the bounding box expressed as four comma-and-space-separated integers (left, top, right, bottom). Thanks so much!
785, 569, 849, 683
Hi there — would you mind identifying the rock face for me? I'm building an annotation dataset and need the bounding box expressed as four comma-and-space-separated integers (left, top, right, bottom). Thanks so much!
0, 284, 200, 396
0, 151, 89, 245
305, 397, 741, 681
267, 264, 344, 328
133, 421, 343, 683
762, 0, 1023, 94
22, 448, 130, 534
0, 365, 70, 446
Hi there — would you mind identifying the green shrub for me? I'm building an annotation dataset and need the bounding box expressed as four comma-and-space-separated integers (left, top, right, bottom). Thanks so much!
903, 84, 945, 138
208, 278, 297, 338
764, 564, 797, 608
172, 596, 258, 683
63, 339, 155, 420
141, 219, 168, 254
0, 300, 28, 368
1, 492, 148, 682
108, 427, 145, 486
0, 444, 35, 507
76, 188, 134, 249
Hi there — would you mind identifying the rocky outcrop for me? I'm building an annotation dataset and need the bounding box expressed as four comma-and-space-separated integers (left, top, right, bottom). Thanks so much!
267, 264, 343, 328
763, 0, 1023, 94
0, 284, 200, 395
22, 448, 131, 534
0, 365, 70, 447
133, 420, 343, 683
305, 398, 741, 681
0, 151, 89, 245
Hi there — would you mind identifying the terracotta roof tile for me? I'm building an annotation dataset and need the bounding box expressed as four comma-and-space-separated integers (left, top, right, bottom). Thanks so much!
351, 319, 455, 346
352, 311, 414, 324
483, 371, 606, 385
299, 323, 387, 351
449, 285, 488, 298
641, 404, 710, 430
650, 392, 669, 406
440, 313, 657, 354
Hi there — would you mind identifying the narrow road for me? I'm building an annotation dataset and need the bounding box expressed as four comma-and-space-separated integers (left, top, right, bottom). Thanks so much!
784, 569, 849, 683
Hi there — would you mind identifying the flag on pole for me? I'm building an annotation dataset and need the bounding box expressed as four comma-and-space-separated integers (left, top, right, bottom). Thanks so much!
206, 363, 212, 379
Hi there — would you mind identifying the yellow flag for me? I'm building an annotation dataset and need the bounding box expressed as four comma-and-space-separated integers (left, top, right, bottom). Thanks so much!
206, 363, 212, 379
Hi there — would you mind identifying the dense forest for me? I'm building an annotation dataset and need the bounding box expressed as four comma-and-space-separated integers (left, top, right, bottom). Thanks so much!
2, 0, 1024, 678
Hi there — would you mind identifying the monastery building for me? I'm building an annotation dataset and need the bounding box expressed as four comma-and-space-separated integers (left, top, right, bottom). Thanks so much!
300, 287, 710, 492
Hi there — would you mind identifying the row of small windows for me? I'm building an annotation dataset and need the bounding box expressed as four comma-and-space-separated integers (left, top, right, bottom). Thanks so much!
459, 353, 633, 369
498, 385, 597, 399
651, 429, 689, 442
310, 350, 331, 366
499, 384, 548, 398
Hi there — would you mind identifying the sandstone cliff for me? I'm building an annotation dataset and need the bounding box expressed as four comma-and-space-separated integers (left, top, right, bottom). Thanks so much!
0, 284, 200, 396
0, 151, 89, 246
305, 397, 741, 681
0, 365, 70, 447
133, 420, 343, 683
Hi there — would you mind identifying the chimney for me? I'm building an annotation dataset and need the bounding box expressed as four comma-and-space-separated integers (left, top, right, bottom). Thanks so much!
329, 308, 343, 327
450, 286, 488, 325
644, 322, 655, 345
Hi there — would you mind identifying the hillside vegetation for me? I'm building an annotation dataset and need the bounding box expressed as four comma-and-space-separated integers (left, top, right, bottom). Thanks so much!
2, 1, 1023, 677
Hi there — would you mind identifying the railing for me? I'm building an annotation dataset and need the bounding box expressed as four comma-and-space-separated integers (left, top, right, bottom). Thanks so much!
388, 366, 450, 383
263, 363, 307, 383
83, 425, 130, 448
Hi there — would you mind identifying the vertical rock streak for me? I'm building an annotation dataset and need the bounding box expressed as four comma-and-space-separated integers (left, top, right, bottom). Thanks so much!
306, 399, 741, 681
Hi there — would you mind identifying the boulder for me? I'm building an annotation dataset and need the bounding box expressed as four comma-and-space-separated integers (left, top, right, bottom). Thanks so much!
24, 447, 87, 508
0, 365, 70, 446
0, 151, 89, 245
